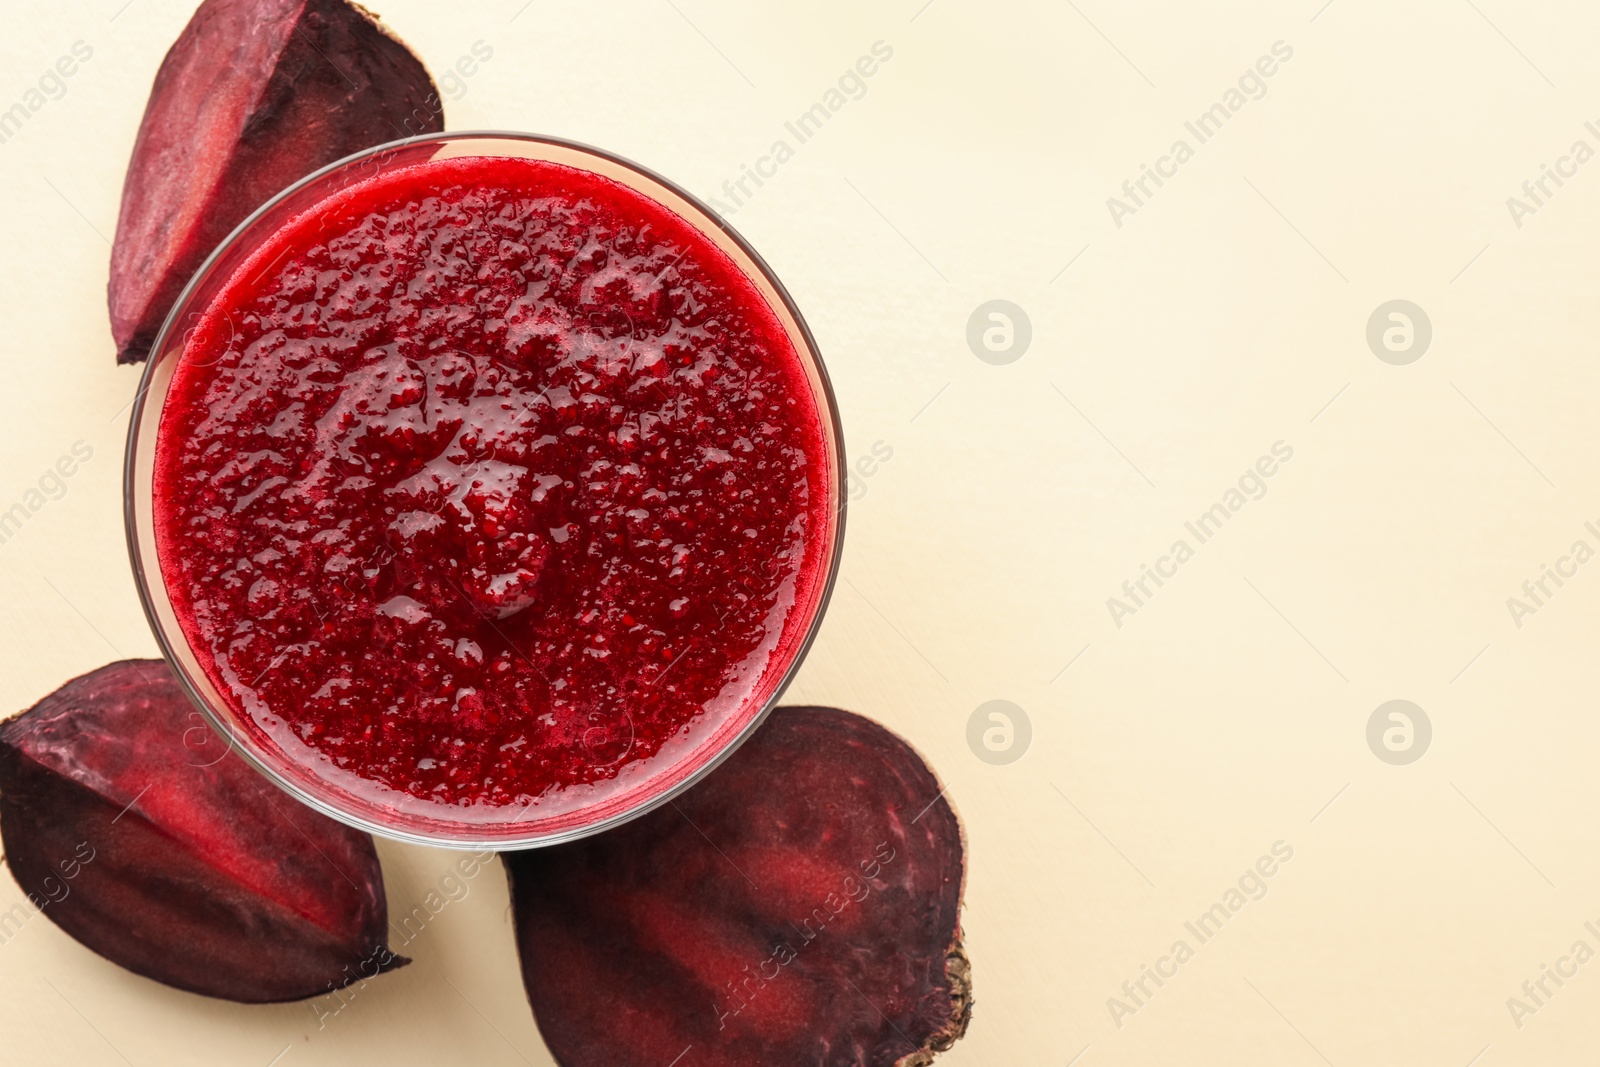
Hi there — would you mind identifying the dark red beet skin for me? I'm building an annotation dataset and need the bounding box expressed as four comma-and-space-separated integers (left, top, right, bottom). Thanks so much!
109, 0, 442, 364
505, 707, 971, 1067
0, 660, 407, 1002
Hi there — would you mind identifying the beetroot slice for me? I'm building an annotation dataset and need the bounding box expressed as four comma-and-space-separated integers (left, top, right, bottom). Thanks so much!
108, 0, 442, 364
0, 660, 406, 1002
505, 706, 970, 1067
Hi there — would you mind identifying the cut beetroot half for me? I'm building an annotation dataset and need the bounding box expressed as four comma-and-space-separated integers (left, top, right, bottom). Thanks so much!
505, 706, 970, 1067
108, 0, 442, 364
0, 660, 406, 1002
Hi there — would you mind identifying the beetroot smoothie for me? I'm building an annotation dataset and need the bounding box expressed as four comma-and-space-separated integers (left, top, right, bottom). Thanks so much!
152, 154, 833, 829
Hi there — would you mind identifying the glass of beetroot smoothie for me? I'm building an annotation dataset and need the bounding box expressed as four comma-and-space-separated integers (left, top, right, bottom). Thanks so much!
125, 133, 844, 848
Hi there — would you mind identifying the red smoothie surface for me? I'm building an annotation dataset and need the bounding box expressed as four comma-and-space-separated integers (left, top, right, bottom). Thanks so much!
153, 155, 834, 828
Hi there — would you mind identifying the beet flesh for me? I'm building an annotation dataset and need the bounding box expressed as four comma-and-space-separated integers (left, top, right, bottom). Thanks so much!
108, 0, 442, 364
505, 706, 970, 1067
0, 660, 406, 1002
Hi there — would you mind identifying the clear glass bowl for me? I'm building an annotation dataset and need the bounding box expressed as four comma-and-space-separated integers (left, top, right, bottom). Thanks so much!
124, 132, 845, 850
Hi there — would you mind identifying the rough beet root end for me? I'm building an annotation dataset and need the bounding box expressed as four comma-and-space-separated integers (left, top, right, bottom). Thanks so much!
109, 0, 442, 364
505, 706, 970, 1067
0, 660, 407, 1002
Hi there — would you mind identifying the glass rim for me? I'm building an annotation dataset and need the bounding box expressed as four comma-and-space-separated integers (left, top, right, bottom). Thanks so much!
123, 130, 847, 850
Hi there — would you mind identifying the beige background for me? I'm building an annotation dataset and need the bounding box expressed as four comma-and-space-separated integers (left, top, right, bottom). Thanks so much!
2, 0, 1598, 1063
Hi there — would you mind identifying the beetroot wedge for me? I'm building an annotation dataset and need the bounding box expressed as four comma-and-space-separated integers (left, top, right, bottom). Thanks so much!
109, 0, 442, 364
0, 660, 406, 1002
505, 706, 970, 1067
